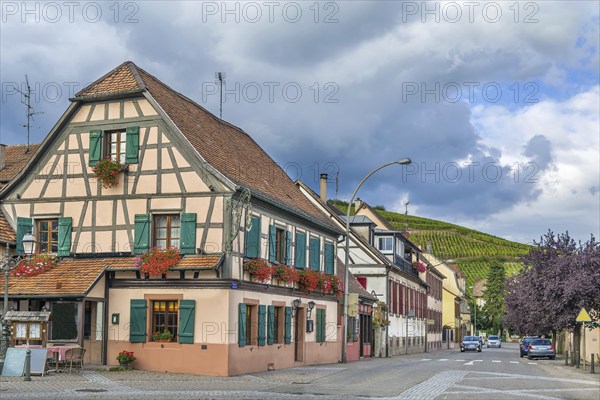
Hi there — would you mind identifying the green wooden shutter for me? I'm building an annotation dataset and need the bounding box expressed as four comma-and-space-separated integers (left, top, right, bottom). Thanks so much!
238, 303, 247, 347
130, 299, 147, 343
284, 306, 292, 344
324, 243, 334, 275
309, 237, 320, 271
267, 306, 275, 345
317, 309, 326, 343
245, 216, 261, 258
89, 130, 102, 166
125, 126, 139, 164
16, 217, 33, 255
285, 231, 292, 265
258, 305, 266, 346
180, 213, 197, 255
178, 300, 195, 344
57, 217, 72, 257
133, 214, 150, 254
295, 232, 306, 269
268, 225, 277, 262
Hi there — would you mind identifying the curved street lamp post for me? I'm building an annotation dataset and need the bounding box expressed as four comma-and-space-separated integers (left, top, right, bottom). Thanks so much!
342, 158, 411, 363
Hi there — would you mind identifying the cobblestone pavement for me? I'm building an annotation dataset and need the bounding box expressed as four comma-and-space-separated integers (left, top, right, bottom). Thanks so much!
1, 344, 598, 399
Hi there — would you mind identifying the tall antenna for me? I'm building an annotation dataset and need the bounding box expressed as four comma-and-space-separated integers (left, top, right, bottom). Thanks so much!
335, 171, 339, 199
404, 201, 410, 231
215, 72, 225, 119
15, 75, 43, 152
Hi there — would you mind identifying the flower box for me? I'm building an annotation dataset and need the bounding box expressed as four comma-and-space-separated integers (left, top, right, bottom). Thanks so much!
243, 258, 273, 283
12, 253, 57, 277
136, 247, 180, 277
92, 158, 129, 188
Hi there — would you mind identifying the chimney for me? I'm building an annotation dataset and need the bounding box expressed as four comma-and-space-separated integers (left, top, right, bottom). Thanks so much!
354, 198, 362, 211
319, 174, 328, 202
0, 144, 6, 171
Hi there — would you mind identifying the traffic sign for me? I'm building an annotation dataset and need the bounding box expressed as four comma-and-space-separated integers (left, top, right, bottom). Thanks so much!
575, 308, 592, 322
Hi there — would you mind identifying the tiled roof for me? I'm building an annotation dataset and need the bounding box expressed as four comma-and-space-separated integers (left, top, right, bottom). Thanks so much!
75, 62, 339, 233
0, 144, 40, 186
336, 257, 378, 301
76, 63, 143, 98
0, 144, 39, 243
0, 258, 106, 297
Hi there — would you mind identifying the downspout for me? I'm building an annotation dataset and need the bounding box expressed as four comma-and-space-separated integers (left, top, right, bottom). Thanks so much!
385, 265, 390, 358
102, 272, 109, 365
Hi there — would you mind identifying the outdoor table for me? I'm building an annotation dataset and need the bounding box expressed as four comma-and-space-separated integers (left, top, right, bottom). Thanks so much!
46, 346, 77, 372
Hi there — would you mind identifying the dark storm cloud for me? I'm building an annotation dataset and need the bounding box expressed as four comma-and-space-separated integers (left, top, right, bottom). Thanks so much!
524, 135, 553, 170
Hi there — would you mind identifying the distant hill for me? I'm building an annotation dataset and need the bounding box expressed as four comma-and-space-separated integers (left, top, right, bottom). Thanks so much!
329, 200, 531, 290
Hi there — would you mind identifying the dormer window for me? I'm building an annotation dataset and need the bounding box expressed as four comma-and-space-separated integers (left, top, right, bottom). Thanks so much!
377, 237, 393, 253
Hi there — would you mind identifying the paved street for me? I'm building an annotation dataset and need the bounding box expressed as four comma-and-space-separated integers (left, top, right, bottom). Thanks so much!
1, 343, 598, 399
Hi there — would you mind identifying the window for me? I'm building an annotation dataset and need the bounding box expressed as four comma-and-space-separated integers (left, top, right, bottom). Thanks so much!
273, 306, 283, 344
377, 237, 393, 253
105, 130, 127, 164
51, 302, 78, 340
395, 238, 404, 257
151, 300, 179, 341
243, 304, 258, 345
154, 214, 181, 249
275, 227, 286, 263
37, 219, 58, 253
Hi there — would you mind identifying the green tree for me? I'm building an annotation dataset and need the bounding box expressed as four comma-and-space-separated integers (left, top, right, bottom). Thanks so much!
482, 264, 506, 336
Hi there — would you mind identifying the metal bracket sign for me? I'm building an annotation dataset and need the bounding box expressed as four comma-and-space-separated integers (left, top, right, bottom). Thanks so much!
576, 308, 592, 322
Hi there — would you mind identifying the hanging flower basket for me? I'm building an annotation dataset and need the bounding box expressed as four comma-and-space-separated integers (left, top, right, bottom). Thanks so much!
414, 261, 427, 273
298, 269, 320, 294
272, 265, 299, 285
92, 158, 128, 188
243, 258, 273, 283
12, 253, 58, 277
136, 247, 180, 277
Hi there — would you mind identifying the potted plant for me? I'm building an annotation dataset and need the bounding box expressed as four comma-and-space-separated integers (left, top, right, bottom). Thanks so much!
12, 253, 58, 277
243, 258, 272, 283
91, 157, 128, 188
136, 247, 181, 277
271, 265, 299, 285
153, 329, 174, 342
116, 350, 136, 368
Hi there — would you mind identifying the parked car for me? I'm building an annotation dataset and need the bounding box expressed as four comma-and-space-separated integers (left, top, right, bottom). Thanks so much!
460, 336, 482, 352
520, 338, 533, 357
487, 335, 501, 348
527, 339, 556, 360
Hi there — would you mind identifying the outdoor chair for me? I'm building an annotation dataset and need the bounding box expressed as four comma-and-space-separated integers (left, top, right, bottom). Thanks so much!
63, 347, 86, 373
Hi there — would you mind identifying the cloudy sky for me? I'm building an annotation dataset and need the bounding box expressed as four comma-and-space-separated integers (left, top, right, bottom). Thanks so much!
1, 1, 598, 244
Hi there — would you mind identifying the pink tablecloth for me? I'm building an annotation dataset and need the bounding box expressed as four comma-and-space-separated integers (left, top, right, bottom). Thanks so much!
47, 346, 73, 361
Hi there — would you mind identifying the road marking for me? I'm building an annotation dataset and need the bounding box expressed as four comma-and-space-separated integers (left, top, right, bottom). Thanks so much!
420, 358, 431, 361
528, 362, 538, 365
474, 360, 483, 362
463, 361, 474, 365
492, 360, 501, 363
510, 361, 519, 364
438, 359, 448, 361
455, 359, 465, 362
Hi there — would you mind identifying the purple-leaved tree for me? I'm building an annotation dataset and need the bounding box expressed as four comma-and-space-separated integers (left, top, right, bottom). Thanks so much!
504, 231, 599, 336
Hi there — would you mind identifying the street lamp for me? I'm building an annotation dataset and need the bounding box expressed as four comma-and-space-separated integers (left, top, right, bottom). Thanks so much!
1, 232, 36, 368
342, 158, 411, 363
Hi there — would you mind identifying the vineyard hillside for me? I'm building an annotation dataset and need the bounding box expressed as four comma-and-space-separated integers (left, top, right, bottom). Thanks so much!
329, 200, 531, 290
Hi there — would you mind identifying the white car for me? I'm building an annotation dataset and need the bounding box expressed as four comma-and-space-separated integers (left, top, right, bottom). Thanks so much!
487, 335, 501, 348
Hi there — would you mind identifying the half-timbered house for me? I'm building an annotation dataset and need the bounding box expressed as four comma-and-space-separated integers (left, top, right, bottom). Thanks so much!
0, 62, 342, 375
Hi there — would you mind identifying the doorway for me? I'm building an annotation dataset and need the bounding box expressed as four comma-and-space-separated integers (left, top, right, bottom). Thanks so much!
294, 307, 305, 362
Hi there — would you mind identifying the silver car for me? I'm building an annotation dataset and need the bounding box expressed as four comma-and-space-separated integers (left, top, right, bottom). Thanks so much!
527, 338, 556, 359
487, 335, 501, 348
460, 336, 482, 352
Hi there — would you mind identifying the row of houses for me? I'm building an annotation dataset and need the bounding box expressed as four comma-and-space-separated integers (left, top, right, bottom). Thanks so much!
0, 62, 471, 375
